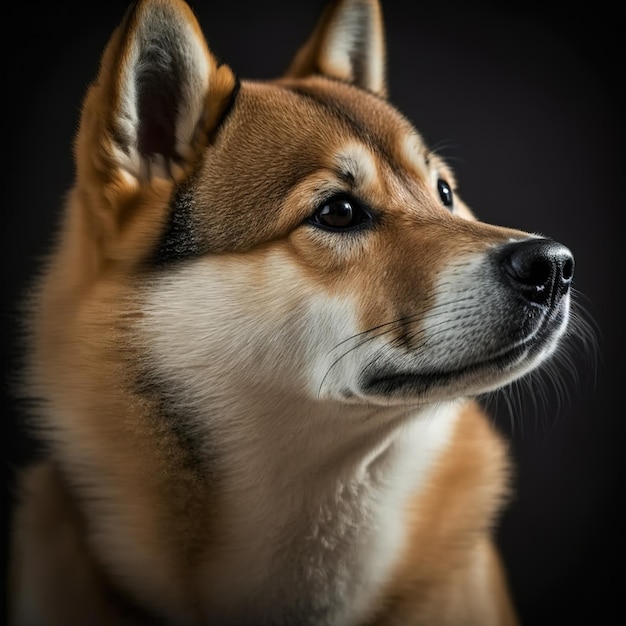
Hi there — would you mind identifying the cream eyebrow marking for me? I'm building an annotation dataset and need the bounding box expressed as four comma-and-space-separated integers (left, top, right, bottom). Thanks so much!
399, 132, 431, 182
334, 142, 378, 190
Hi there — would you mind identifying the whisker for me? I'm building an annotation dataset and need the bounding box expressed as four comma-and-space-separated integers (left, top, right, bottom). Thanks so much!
481, 292, 600, 439
318, 288, 501, 398
327, 291, 475, 353
329, 311, 429, 352
428, 139, 463, 163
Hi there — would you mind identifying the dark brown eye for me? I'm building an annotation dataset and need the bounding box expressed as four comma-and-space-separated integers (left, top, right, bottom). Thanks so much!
309, 195, 372, 231
437, 178, 454, 209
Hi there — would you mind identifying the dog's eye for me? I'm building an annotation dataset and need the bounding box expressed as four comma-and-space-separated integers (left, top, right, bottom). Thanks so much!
308, 195, 372, 231
437, 178, 454, 209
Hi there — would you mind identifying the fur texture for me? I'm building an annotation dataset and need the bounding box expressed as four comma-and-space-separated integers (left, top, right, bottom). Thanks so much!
9, 1, 576, 624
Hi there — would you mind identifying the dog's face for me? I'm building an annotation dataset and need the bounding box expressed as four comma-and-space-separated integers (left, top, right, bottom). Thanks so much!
139, 76, 573, 410
47, 0, 573, 420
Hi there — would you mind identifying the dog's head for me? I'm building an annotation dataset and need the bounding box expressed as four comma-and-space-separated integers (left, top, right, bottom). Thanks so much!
44, 0, 573, 412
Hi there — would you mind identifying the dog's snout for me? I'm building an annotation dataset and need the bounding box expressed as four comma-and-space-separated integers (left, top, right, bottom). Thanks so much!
497, 238, 574, 305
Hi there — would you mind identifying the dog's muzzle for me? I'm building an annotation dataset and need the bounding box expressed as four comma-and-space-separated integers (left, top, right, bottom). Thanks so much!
358, 237, 575, 400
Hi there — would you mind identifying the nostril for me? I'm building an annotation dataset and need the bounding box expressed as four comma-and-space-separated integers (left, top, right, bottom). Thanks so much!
497, 238, 574, 306
562, 256, 575, 282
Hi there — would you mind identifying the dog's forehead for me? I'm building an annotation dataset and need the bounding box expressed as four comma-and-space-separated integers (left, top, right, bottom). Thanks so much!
232, 78, 431, 175
159, 78, 438, 259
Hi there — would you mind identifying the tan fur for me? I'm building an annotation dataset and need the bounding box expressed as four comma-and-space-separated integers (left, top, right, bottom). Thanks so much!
366, 401, 517, 625
9, 1, 576, 624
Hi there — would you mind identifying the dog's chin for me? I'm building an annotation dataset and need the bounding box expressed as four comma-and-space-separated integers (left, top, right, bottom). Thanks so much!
358, 311, 568, 404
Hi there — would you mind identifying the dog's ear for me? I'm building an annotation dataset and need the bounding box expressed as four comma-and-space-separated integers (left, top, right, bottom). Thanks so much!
76, 0, 236, 191
284, 0, 386, 96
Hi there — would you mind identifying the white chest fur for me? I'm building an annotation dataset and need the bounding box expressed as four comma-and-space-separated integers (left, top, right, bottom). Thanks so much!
195, 400, 460, 625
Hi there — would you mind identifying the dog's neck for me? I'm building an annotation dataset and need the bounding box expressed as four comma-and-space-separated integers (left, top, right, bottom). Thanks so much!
195, 395, 461, 624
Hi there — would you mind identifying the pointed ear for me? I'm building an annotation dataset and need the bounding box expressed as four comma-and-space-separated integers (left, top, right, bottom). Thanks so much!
284, 0, 386, 96
77, 0, 236, 189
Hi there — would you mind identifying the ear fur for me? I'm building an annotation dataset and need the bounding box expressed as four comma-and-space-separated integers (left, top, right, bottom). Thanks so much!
284, 0, 386, 96
76, 0, 236, 190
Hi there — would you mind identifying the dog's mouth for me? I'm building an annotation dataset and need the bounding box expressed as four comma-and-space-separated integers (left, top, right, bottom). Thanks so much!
360, 304, 568, 399
363, 343, 528, 397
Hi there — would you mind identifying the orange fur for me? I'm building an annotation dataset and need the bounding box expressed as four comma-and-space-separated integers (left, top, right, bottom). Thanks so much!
367, 402, 518, 625
9, 1, 577, 624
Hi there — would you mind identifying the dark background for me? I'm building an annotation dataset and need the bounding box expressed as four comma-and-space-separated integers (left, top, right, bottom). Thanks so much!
3, 1, 623, 624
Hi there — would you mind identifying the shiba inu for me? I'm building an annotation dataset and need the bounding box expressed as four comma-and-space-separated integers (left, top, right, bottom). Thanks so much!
8, 0, 576, 624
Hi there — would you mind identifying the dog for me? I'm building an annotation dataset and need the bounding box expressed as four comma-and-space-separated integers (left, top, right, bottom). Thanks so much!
8, 0, 576, 624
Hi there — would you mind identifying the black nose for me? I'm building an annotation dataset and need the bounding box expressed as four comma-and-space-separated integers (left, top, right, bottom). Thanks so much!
497, 238, 574, 306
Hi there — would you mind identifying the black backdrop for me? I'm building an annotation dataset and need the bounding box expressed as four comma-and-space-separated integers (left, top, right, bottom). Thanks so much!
3, 1, 623, 624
